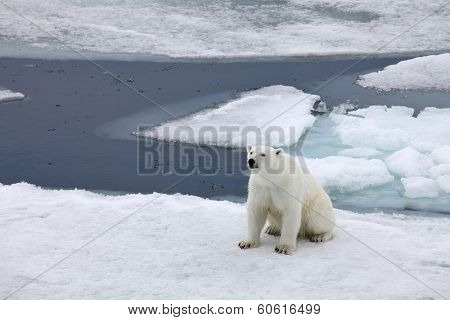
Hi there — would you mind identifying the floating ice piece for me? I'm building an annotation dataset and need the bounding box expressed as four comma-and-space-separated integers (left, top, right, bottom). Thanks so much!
401, 177, 440, 198
0, 89, 25, 103
338, 147, 381, 158
429, 164, 450, 179
305, 156, 393, 191
437, 175, 450, 193
331, 102, 358, 114
140, 86, 320, 147
431, 145, 450, 164
357, 53, 450, 91
1, 182, 450, 299
385, 147, 434, 178
349, 105, 414, 118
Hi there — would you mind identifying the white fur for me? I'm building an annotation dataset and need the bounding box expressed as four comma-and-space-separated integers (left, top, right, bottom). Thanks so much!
239, 146, 335, 254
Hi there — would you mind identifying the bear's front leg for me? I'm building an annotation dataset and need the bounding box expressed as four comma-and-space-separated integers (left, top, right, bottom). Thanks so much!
239, 204, 267, 250
275, 206, 301, 254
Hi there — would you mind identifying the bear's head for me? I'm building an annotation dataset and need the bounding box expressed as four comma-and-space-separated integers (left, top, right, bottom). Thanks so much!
246, 145, 284, 174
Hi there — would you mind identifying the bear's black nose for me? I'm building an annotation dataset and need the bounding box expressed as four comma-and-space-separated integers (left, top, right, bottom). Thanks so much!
248, 158, 255, 168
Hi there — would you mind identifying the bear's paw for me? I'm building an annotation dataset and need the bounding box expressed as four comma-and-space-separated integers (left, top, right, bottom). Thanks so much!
238, 240, 258, 249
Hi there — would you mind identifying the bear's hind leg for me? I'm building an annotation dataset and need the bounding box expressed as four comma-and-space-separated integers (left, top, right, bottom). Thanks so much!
309, 232, 333, 243
265, 212, 281, 236
265, 225, 280, 236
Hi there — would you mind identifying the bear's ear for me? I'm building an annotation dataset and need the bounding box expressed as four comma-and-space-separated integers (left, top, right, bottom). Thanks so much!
275, 148, 283, 156
246, 145, 252, 153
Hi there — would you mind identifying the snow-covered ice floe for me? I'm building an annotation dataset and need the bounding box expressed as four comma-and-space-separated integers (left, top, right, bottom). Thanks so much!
1, 182, 449, 299
0, 1, 449, 59
139, 86, 320, 147
0, 89, 25, 103
357, 53, 450, 91
327, 105, 450, 200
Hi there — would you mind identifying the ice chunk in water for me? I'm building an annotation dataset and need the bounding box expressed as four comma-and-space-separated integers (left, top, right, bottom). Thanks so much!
431, 146, 450, 164
437, 175, 450, 193
305, 156, 393, 192
0, 89, 25, 103
338, 147, 381, 158
385, 147, 434, 178
429, 164, 450, 179
401, 177, 440, 199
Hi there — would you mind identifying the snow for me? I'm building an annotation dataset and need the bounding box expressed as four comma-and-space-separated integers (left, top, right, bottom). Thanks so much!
1, 182, 449, 299
0, 0, 449, 59
401, 177, 440, 199
305, 156, 393, 191
357, 54, 450, 91
385, 147, 434, 178
338, 147, 381, 158
0, 89, 25, 103
139, 86, 320, 147
436, 175, 450, 193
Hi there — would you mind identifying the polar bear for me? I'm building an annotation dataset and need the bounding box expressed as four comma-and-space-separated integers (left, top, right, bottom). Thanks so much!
238, 145, 335, 254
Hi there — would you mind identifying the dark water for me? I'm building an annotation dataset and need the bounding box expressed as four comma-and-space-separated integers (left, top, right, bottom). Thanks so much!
1, 57, 449, 202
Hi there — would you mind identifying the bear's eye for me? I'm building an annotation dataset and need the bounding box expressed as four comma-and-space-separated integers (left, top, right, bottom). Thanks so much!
250, 152, 253, 155
261, 153, 266, 157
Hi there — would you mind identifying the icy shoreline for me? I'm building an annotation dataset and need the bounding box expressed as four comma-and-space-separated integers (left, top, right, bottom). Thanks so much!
0, 1, 449, 60
0, 42, 448, 63
1, 182, 449, 299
